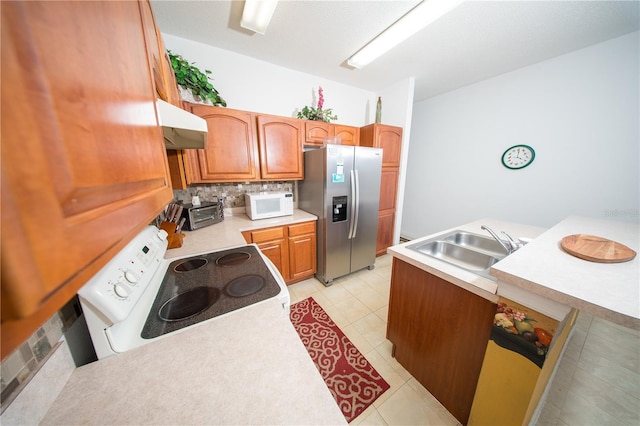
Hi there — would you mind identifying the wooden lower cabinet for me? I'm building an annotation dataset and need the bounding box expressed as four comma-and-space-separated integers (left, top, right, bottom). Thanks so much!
387, 258, 497, 425
376, 169, 399, 255
376, 210, 395, 256
246, 226, 289, 280
242, 221, 316, 285
287, 221, 317, 282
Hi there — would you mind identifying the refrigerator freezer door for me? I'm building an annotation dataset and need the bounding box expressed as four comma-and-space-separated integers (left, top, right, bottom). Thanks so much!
324, 145, 355, 282
350, 146, 382, 272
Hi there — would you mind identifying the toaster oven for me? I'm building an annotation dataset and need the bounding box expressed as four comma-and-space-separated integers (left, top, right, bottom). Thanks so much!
179, 201, 224, 231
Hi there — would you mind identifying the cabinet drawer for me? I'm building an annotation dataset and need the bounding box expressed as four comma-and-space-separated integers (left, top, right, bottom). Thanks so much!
250, 226, 285, 243
288, 221, 315, 237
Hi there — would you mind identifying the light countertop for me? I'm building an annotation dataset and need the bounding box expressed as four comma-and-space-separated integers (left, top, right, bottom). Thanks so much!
387, 218, 547, 303
42, 209, 345, 425
492, 216, 639, 330
42, 299, 346, 425
165, 209, 317, 259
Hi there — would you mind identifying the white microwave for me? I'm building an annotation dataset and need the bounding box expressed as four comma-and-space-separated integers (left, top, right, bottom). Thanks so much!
245, 192, 294, 220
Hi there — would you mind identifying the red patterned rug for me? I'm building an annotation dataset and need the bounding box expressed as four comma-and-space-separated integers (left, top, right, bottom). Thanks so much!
290, 297, 390, 422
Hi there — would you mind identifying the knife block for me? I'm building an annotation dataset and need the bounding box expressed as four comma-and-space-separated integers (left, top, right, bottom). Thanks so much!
159, 221, 184, 249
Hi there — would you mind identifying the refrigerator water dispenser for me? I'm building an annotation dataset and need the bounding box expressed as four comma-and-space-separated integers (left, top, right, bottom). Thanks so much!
332, 196, 348, 222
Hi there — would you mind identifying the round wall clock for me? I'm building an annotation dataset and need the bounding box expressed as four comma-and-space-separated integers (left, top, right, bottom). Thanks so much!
501, 144, 535, 169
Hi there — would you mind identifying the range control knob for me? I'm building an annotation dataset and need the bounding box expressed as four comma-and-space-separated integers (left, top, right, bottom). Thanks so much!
113, 282, 132, 299
124, 270, 139, 284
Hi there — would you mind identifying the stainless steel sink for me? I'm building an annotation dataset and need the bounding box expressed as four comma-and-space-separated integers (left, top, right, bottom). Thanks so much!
443, 231, 509, 257
406, 230, 508, 280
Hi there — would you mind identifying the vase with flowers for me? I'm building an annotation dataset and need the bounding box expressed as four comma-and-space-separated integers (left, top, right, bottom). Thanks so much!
297, 86, 338, 123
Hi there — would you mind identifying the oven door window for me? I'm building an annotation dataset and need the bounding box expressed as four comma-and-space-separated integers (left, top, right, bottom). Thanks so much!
192, 207, 214, 223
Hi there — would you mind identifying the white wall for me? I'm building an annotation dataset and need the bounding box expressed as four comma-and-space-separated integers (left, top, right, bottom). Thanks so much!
163, 34, 378, 126
402, 31, 639, 239
377, 78, 416, 245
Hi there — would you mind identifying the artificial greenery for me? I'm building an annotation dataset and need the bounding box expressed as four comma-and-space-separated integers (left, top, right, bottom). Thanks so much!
296, 106, 338, 123
168, 50, 226, 107
296, 86, 337, 123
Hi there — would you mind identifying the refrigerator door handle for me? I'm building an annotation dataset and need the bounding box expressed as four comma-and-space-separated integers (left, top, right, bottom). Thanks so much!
348, 169, 356, 239
352, 169, 360, 239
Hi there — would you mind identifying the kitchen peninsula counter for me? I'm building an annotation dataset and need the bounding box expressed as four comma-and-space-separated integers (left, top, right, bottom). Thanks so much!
42, 298, 346, 425
388, 218, 547, 303
389, 216, 639, 328
492, 216, 639, 330
165, 209, 317, 259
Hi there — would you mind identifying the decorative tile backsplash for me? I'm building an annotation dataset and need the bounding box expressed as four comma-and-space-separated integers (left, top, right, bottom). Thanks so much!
173, 181, 294, 209
0, 297, 81, 413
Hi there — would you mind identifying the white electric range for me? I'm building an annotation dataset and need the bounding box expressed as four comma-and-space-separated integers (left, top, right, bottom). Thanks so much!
78, 226, 290, 359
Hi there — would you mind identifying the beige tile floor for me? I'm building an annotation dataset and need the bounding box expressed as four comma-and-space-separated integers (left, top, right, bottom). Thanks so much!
288, 254, 640, 425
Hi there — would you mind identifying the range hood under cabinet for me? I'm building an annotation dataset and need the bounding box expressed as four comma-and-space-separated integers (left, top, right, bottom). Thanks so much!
156, 99, 207, 149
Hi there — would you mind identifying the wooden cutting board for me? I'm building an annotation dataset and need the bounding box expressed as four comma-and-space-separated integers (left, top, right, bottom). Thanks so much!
560, 234, 637, 263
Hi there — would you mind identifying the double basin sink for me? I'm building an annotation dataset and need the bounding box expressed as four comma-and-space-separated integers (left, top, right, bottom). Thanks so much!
407, 230, 510, 280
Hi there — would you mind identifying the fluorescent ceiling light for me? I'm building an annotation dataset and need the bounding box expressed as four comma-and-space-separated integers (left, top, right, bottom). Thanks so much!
241, 0, 279, 35
347, 0, 464, 69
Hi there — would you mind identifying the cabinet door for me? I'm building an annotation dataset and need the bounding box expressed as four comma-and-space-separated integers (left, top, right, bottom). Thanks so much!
379, 169, 399, 212
166, 150, 188, 190
333, 124, 360, 146
1, 1, 172, 356
360, 124, 402, 168
187, 105, 260, 182
257, 240, 289, 281
304, 120, 333, 146
248, 226, 289, 281
139, 0, 165, 101
376, 211, 395, 256
139, 0, 179, 105
387, 259, 496, 424
377, 125, 402, 168
288, 222, 317, 282
257, 115, 304, 180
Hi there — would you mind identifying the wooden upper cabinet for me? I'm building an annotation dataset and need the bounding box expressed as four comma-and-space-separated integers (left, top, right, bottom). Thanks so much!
139, 0, 179, 105
360, 124, 403, 168
303, 122, 360, 147
185, 105, 260, 183
334, 124, 360, 146
257, 115, 304, 180
168, 109, 305, 185
304, 120, 333, 146
1, 1, 172, 357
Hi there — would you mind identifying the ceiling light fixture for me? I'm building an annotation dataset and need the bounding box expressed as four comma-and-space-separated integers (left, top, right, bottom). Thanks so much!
241, 0, 279, 35
347, 0, 463, 69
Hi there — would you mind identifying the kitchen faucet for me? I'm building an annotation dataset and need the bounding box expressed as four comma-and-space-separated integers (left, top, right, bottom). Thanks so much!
481, 225, 522, 255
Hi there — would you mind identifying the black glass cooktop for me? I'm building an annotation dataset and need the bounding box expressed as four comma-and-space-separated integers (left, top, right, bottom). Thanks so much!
141, 245, 281, 339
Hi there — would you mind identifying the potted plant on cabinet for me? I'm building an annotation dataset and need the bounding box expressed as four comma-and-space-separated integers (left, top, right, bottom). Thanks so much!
296, 86, 337, 123
168, 50, 226, 107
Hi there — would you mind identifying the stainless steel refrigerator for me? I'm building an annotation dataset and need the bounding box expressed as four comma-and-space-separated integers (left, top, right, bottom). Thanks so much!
298, 144, 382, 285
